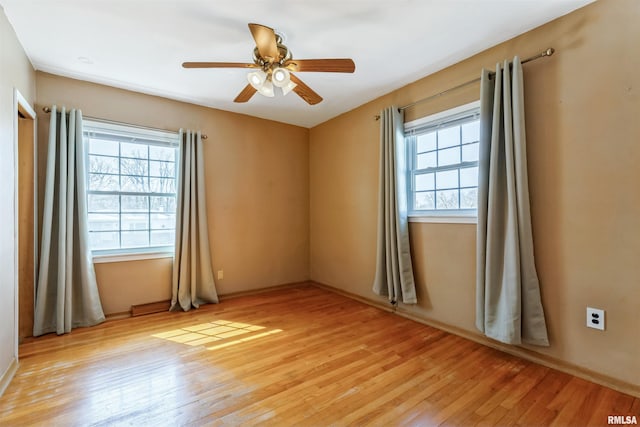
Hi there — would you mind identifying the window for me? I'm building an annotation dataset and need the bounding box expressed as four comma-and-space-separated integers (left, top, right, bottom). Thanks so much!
405, 101, 480, 217
83, 120, 180, 255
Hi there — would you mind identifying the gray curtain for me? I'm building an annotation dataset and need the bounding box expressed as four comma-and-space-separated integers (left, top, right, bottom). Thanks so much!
171, 130, 219, 311
33, 106, 105, 336
476, 58, 549, 346
372, 106, 417, 304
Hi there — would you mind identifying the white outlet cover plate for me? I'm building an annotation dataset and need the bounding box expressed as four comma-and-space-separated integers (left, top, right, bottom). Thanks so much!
586, 307, 605, 330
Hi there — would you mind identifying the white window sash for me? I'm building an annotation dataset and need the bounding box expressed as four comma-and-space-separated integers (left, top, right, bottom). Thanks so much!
83, 119, 180, 255
405, 101, 480, 216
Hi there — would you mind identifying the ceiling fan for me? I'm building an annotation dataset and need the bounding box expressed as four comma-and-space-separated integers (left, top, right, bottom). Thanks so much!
182, 23, 356, 105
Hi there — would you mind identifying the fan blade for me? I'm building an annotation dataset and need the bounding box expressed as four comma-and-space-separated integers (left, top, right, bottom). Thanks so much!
182, 62, 258, 69
248, 23, 279, 62
234, 84, 257, 103
289, 73, 322, 105
284, 59, 355, 73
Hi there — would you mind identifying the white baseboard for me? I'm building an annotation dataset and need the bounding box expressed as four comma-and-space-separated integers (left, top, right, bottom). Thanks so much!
0, 357, 19, 397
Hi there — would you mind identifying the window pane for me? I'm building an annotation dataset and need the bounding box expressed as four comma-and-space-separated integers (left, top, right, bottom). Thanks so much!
122, 231, 149, 248
436, 169, 458, 190
461, 188, 478, 209
438, 126, 460, 149
415, 191, 435, 210
462, 142, 479, 162
460, 167, 478, 188
151, 230, 174, 246
151, 213, 175, 230
438, 147, 460, 167
417, 152, 436, 169
121, 158, 148, 176
88, 194, 119, 213
462, 121, 480, 143
150, 177, 176, 193
89, 155, 118, 174
150, 196, 176, 212
84, 122, 179, 253
405, 106, 479, 215
122, 213, 148, 231
121, 142, 148, 159
416, 132, 436, 153
88, 213, 119, 231
89, 173, 119, 191
415, 173, 434, 191
150, 146, 176, 162
122, 195, 149, 212
89, 138, 119, 156
89, 231, 119, 250
150, 160, 175, 178
121, 176, 149, 193
436, 189, 459, 209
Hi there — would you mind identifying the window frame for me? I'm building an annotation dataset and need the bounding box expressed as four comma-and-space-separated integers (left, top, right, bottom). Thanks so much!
83, 119, 180, 258
404, 100, 481, 221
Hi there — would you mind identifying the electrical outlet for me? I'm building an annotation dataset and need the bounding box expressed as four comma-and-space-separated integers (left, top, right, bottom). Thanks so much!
217, 270, 223, 280
586, 307, 605, 330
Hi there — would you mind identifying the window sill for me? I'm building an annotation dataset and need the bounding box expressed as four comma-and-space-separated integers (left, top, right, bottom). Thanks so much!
408, 215, 477, 224
92, 251, 174, 264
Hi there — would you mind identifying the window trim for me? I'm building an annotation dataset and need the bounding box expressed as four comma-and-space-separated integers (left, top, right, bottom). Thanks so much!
83, 119, 180, 257
405, 100, 480, 219
92, 251, 174, 264
408, 215, 478, 224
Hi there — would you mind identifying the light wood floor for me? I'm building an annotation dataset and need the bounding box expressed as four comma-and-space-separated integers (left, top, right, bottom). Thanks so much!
1, 285, 638, 426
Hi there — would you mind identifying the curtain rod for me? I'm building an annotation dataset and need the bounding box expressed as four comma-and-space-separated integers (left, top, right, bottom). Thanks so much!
41, 106, 208, 139
374, 47, 555, 120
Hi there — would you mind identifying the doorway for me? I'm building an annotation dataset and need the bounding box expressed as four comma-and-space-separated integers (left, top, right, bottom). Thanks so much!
16, 91, 36, 344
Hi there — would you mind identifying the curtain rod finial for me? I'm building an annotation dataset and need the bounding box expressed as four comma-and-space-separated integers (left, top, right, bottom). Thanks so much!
544, 48, 555, 57
43, 106, 51, 113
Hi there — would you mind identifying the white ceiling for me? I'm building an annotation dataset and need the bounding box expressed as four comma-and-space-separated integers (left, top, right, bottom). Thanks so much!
1, 0, 593, 128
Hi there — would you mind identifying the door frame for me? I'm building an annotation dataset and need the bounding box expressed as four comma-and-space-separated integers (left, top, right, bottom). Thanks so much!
13, 89, 36, 355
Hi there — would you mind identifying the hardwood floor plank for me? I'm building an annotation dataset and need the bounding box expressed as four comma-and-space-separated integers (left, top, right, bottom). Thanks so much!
1, 285, 637, 426
490, 369, 570, 426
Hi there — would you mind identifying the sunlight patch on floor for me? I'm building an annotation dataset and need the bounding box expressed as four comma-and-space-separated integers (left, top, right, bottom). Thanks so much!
152, 319, 281, 350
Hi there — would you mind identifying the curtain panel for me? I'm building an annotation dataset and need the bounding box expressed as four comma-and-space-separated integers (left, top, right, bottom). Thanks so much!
475, 59, 549, 346
372, 106, 418, 304
171, 130, 219, 311
33, 106, 105, 336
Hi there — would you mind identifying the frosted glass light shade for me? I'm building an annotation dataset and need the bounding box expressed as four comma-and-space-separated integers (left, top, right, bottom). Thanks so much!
271, 67, 291, 88
281, 80, 297, 96
247, 70, 267, 89
257, 79, 275, 97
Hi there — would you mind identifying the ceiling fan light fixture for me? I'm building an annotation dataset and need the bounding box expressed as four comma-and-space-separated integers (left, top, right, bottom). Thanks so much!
257, 79, 275, 97
281, 80, 297, 96
247, 69, 267, 89
184, 23, 354, 105
271, 67, 291, 87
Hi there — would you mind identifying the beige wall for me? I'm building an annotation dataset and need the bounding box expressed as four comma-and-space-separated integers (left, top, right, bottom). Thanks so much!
93, 258, 173, 315
36, 73, 310, 315
310, 0, 640, 388
0, 6, 36, 384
